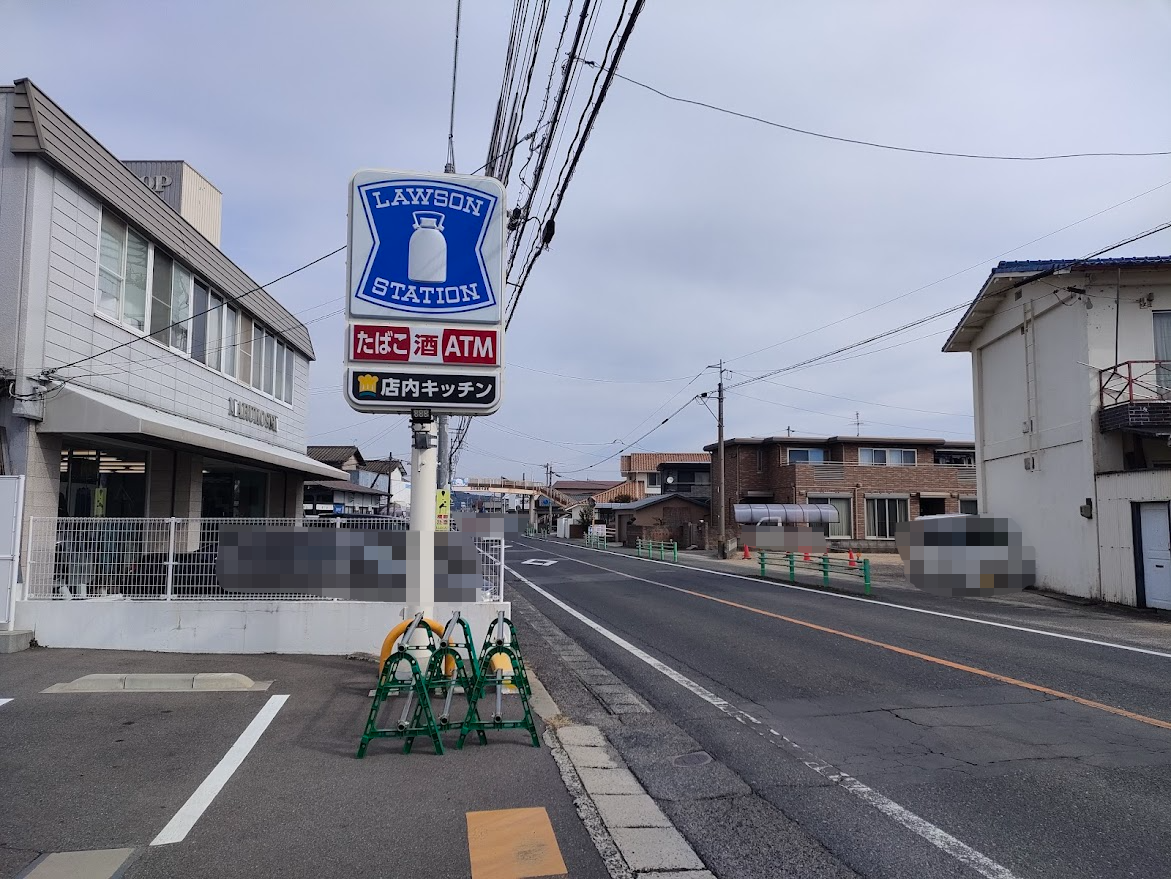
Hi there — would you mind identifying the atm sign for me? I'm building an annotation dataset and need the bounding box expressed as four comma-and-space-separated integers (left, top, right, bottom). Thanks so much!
350, 323, 499, 366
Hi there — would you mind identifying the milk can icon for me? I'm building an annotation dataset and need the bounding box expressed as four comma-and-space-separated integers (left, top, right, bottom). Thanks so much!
408, 211, 447, 284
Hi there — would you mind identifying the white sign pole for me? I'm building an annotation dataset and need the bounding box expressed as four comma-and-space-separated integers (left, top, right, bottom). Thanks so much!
408, 417, 438, 628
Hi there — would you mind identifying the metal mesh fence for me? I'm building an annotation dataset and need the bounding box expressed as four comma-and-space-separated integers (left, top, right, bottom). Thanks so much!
26, 517, 503, 602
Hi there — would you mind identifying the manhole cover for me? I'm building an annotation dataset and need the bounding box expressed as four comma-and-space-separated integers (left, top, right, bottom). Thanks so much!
672, 751, 712, 767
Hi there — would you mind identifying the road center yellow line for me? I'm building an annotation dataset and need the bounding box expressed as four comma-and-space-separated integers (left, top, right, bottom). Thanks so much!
466, 807, 568, 879
661, 582, 1171, 733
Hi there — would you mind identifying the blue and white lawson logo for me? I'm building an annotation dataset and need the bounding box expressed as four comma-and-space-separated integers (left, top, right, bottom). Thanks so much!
354, 178, 500, 316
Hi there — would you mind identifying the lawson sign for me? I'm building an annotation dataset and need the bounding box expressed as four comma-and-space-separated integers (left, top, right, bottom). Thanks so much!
347, 170, 506, 325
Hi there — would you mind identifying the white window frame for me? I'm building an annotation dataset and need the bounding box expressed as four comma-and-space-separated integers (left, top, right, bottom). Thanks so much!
808, 495, 852, 537
92, 210, 296, 408
860, 448, 916, 466
865, 496, 909, 538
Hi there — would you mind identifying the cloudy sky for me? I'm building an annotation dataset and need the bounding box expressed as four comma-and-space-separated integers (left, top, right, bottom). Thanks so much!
5, 1, 1171, 481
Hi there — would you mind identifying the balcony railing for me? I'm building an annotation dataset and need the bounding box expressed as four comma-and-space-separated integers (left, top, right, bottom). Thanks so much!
1098, 361, 1171, 432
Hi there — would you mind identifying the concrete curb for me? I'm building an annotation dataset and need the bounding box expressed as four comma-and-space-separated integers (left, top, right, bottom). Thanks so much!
41, 673, 272, 693
529, 669, 713, 879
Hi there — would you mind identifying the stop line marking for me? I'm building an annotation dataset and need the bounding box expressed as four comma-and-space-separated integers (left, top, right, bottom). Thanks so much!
507, 564, 1024, 879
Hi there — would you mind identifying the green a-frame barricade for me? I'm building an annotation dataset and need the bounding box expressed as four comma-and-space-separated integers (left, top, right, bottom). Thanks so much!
456, 611, 540, 749
356, 614, 445, 758
423, 612, 486, 745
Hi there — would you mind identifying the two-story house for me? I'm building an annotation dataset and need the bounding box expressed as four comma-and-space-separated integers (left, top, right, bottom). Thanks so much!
945, 256, 1171, 609
0, 79, 346, 576
304, 445, 409, 515
706, 435, 977, 550
620, 452, 712, 496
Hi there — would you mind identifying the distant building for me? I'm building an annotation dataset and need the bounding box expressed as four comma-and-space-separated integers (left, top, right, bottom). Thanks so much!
304, 445, 407, 514
620, 452, 711, 496
706, 435, 976, 551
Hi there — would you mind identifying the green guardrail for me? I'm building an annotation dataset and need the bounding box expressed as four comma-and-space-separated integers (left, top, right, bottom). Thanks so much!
524, 526, 537, 537
758, 551, 871, 594
585, 533, 609, 549
636, 538, 678, 562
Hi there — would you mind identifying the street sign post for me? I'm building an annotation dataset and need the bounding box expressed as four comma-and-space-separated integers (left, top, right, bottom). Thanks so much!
344, 170, 505, 417
344, 169, 507, 630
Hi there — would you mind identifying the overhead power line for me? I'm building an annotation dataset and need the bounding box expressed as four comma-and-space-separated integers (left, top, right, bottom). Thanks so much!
584, 61, 1171, 161
726, 176, 1171, 365
505, 0, 647, 331
47, 246, 345, 376
728, 216, 1171, 392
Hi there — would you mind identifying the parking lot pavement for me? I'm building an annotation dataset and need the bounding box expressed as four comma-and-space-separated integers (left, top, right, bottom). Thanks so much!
0, 647, 611, 879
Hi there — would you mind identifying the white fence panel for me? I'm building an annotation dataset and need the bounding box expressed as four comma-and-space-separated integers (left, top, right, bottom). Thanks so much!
0, 477, 25, 629
26, 517, 503, 603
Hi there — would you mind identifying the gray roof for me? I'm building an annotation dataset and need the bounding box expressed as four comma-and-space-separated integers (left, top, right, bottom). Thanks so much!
304, 479, 385, 496
597, 494, 710, 512
944, 256, 1171, 354
5, 79, 315, 359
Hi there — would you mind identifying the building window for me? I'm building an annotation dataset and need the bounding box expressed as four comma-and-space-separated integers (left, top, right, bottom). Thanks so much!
860, 448, 916, 466
97, 213, 149, 331
756, 448, 765, 472
787, 448, 825, 463
145, 251, 192, 354
866, 497, 908, 538
283, 343, 294, 404
223, 306, 238, 378
809, 496, 851, 537
647, 473, 659, 487
960, 498, 978, 515
238, 313, 253, 384
94, 212, 296, 405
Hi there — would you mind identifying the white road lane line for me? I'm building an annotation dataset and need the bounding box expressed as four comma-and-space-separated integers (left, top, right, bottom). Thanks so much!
508, 565, 1023, 879
151, 694, 288, 846
0, 698, 12, 708
521, 538, 1171, 660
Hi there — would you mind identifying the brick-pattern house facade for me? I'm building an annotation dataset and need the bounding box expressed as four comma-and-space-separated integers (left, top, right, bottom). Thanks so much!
705, 436, 977, 551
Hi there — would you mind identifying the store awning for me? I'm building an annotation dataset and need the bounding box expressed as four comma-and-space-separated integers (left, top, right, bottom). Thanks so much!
41, 384, 348, 480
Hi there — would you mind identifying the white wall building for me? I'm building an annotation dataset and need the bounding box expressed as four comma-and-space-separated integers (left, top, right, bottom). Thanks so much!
945, 256, 1171, 609
0, 79, 346, 564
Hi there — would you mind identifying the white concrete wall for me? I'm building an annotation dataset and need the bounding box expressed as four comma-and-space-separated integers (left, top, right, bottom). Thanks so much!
37, 165, 310, 453
972, 283, 1099, 598
16, 599, 511, 655
1094, 470, 1171, 606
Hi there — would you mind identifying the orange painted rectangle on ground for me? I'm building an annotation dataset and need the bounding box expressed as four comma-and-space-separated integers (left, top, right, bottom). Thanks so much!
466, 807, 568, 879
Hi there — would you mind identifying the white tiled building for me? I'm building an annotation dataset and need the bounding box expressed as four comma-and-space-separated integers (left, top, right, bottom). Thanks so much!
0, 78, 344, 567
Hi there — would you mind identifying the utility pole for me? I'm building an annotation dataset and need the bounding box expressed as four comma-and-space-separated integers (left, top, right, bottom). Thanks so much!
716, 360, 726, 559
853, 412, 863, 436
787, 426, 792, 437
438, 416, 450, 495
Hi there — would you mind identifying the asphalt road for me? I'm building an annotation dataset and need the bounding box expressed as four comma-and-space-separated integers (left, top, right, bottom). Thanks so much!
0, 647, 609, 879
507, 538, 1171, 879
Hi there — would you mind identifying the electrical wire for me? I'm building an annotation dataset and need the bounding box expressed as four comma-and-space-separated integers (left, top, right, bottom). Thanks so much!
584, 61, 1171, 161
725, 389, 973, 437
728, 370, 972, 419
446, 0, 463, 172
505, 0, 644, 331
46, 246, 344, 376
726, 176, 1171, 365
728, 217, 1171, 392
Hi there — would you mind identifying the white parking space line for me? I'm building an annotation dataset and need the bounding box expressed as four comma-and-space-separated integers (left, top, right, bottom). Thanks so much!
525, 539, 1171, 660
508, 565, 1023, 879
151, 694, 288, 846
0, 697, 12, 708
